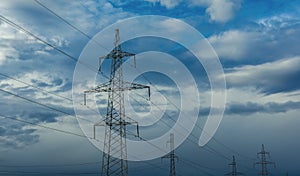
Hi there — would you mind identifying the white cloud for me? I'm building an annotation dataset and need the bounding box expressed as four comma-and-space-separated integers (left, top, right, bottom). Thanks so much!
0, 71, 71, 106
67, 0, 133, 31
205, 17, 300, 60
257, 14, 300, 30
144, 0, 241, 23
0, 47, 19, 65
205, 0, 241, 23
50, 35, 70, 47
145, 0, 182, 9
208, 30, 258, 60
0, 22, 30, 65
159, 18, 187, 32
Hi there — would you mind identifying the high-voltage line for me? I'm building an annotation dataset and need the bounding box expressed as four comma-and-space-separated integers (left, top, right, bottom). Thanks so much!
36, 0, 244, 161
0, 12, 244, 174
254, 144, 275, 176
0, 8, 251, 165
84, 29, 150, 176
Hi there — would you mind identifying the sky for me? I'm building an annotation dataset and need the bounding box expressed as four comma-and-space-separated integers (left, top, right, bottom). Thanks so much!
0, 0, 300, 175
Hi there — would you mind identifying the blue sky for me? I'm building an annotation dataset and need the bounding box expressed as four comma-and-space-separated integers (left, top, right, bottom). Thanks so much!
0, 0, 300, 175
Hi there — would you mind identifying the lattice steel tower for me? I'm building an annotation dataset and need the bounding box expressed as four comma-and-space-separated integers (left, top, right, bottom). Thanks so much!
225, 155, 244, 176
84, 29, 150, 176
162, 133, 178, 176
254, 144, 275, 176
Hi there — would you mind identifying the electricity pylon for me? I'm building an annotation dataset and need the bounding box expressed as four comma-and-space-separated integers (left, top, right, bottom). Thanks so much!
254, 144, 275, 176
162, 133, 178, 176
84, 29, 150, 176
225, 155, 244, 176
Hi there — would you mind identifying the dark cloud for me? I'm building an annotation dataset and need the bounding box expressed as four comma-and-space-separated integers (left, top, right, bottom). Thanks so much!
24, 111, 59, 123
56, 80, 72, 93
225, 57, 300, 94
52, 78, 63, 86
31, 77, 64, 88
0, 126, 5, 135
33, 80, 51, 87
199, 101, 300, 116
0, 92, 74, 125
0, 120, 39, 149
226, 101, 300, 115
0, 90, 74, 149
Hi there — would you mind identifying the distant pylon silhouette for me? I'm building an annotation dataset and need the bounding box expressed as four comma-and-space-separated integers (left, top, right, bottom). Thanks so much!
254, 144, 275, 176
225, 155, 244, 176
162, 133, 178, 176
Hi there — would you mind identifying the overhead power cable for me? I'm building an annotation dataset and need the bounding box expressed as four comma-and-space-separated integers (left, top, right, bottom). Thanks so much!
0, 114, 101, 142
0, 9, 247, 172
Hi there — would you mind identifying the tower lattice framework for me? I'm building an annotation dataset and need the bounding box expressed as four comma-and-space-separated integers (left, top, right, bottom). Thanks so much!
84, 29, 150, 176
225, 155, 244, 176
254, 144, 276, 176
162, 133, 178, 176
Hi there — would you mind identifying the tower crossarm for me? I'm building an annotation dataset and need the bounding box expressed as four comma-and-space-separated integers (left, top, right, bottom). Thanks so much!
84, 82, 150, 93
84, 81, 150, 105
92, 114, 140, 140
161, 153, 179, 160
100, 51, 135, 60
99, 51, 137, 71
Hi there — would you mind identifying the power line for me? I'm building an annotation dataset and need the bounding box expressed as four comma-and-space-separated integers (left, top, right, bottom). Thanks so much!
3, 0, 267, 167
179, 160, 215, 176
131, 90, 255, 173
0, 9, 239, 174
121, 87, 230, 171
0, 71, 104, 119
0, 60, 216, 176
33, 0, 109, 52
131, 90, 231, 161
0, 14, 99, 74
0, 170, 99, 175
0, 114, 184, 176
29, 1, 209, 151
1, 6, 235, 163
180, 156, 221, 171
0, 72, 72, 101
0, 3, 288, 175
0, 114, 101, 142
0, 161, 100, 168
0, 114, 180, 175
126, 94, 226, 175
125, 62, 256, 161
0, 87, 94, 124
0, 73, 218, 175
0, 67, 227, 174
0, 88, 73, 116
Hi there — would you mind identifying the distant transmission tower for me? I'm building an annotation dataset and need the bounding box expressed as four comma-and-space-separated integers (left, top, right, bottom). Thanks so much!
162, 133, 178, 176
225, 155, 244, 176
254, 144, 276, 176
84, 29, 150, 176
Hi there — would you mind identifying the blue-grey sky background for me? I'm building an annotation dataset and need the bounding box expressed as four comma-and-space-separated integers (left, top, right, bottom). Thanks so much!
0, 0, 300, 175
